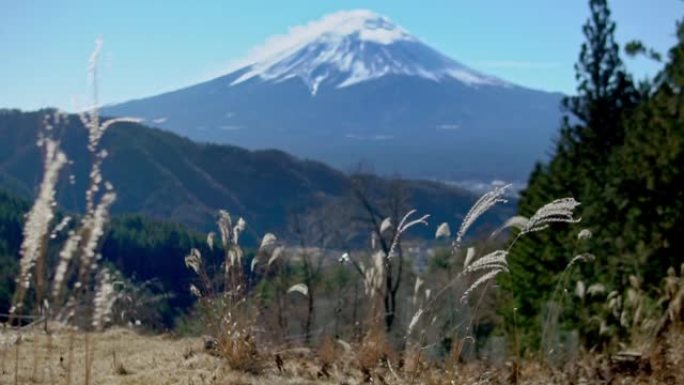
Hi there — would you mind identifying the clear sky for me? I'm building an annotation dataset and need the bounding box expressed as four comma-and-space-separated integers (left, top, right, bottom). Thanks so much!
1, 0, 681, 111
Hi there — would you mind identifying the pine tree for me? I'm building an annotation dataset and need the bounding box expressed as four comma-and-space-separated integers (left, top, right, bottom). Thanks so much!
502, 0, 639, 348
564, 0, 639, 153
605, 21, 684, 287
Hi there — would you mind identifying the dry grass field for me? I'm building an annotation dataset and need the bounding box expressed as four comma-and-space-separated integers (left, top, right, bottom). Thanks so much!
1, 324, 683, 385
1, 325, 329, 385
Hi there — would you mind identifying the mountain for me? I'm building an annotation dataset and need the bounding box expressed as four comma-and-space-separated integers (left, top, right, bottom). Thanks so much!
0, 109, 503, 239
104, 9, 563, 184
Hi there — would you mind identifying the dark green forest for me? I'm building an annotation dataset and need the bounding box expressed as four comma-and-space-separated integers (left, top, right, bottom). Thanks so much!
0, 188, 213, 326
503, 0, 683, 351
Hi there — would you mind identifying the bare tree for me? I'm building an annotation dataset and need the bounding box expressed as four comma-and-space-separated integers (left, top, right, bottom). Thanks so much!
288, 200, 353, 345
349, 173, 412, 333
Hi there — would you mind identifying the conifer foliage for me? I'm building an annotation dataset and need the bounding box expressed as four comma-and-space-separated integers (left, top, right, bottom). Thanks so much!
504, 0, 683, 349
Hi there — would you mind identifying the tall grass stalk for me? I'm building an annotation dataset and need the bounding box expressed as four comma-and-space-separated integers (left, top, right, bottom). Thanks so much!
30, 333, 39, 381
46, 333, 56, 385
84, 333, 92, 385
11, 135, 67, 321
48, 39, 135, 329
539, 231, 594, 359
13, 338, 19, 385
400, 185, 581, 370
66, 331, 74, 385
512, 306, 521, 384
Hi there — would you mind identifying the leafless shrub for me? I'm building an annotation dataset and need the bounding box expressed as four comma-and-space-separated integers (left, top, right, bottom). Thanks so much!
357, 325, 394, 374
184, 211, 290, 372
317, 334, 337, 378
216, 316, 262, 374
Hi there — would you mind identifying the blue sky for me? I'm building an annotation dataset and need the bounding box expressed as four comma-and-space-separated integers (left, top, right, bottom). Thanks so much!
1, 0, 681, 111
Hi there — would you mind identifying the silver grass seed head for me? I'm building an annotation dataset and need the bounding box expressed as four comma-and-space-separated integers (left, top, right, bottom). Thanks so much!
461, 269, 503, 303
217, 210, 232, 248
52, 230, 82, 299
463, 250, 508, 273
456, 184, 511, 247
93, 268, 118, 331
16, 138, 67, 296
380, 217, 392, 234
435, 222, 451, 239
407, 308, 424, 336
287, 283, 309, 296
190, 284, 202, 298
184, 248, 202, 274
522, 198, 581, 234
260, 233, 277, 250
587, 283, 605, 297
267, 245, 285, 266
577, 228, 593, 241
206, 232, 215, 251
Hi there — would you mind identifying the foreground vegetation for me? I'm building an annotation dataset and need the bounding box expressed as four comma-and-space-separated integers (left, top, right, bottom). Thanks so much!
1, 325, 683, 385
0, 327, 684, 385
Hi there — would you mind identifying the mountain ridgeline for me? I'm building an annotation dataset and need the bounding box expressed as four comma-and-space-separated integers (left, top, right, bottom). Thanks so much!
104, 10, 563, 183
0, 109, 504, 241
0, 108, 513, 325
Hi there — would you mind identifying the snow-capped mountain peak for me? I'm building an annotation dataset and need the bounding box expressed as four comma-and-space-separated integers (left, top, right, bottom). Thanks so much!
105, 9, 561, 186
228, 10, 508, 95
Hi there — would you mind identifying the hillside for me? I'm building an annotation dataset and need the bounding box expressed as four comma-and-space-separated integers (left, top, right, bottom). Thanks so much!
0, 109, 499, 239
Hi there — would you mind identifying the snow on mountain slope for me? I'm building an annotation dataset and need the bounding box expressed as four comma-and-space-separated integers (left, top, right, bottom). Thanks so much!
229, 10, 508, 94
104, 9, 563, 183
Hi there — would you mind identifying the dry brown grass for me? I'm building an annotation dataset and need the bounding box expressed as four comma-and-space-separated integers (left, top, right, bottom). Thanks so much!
215, 326, 261, 374
1, 325, 683, 384
0, 326, 338, 385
